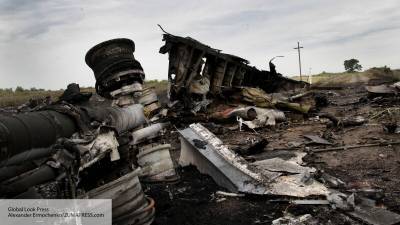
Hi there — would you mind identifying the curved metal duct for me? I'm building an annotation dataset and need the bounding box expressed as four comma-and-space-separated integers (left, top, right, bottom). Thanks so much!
131, 123, 168, 145
0, 162, 38, 182
83, 104, 146, 134
0, 147, 53, 167
0, 111, 77, 161
85, 38, 145, 97
82, 168, 155, 225
0, 165, 57, 197
85, 38, 136, 79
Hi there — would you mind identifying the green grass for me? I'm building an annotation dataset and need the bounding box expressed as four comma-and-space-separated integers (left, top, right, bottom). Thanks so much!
144, 79, 168, 95
0, 90, 64, 107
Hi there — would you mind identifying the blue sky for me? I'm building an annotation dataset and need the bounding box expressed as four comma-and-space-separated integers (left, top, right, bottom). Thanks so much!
0, 0, 399, 89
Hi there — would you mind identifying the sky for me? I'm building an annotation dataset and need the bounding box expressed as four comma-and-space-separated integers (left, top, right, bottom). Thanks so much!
0, 0, 399, 90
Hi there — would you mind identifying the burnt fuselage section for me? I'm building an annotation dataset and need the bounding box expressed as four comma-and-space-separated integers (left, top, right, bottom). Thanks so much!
160, 34, 307, 108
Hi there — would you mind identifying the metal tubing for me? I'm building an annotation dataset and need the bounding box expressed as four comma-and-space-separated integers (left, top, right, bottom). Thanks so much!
1, 165, 56, 197
83, 104, 146, 134
0, 147, 53, 167
0, 163, 38, 182
0, 111, 77, 161
131, 123, 168, 145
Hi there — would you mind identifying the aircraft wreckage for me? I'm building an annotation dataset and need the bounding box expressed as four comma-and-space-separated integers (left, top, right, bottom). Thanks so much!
0, 33, 399, 225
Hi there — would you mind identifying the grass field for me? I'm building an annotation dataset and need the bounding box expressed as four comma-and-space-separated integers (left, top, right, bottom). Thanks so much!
0, 80, 169, 107
292, 67, 400, 86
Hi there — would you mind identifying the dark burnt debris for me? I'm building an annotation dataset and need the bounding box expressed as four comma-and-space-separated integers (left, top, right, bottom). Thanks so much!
160, 33, 308, 113
1, 33, 400, 225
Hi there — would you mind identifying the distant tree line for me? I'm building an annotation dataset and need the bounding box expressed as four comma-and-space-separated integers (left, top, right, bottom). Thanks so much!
0, 86, 47, 95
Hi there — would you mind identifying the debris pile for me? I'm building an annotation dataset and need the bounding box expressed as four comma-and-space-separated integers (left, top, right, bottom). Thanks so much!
1, 33, 400, 225
160, 33, 309, 115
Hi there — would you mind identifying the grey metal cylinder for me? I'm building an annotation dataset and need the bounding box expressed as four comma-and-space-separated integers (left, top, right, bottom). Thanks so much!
81, 168, 155, 225
137, 144, 177, 182
0, 165, 57, 197
83, 104, 146, 134
0, 147, 53, 167
108, 104, 147, 134
131, 123, 168, 145
0, 110, 77, 161
0, 163, 38, 182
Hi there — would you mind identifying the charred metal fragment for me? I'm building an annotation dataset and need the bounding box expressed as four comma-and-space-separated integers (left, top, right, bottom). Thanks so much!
81, 169, 155, 225
0, 147, 54, 167
179, 123, 328, 197
0, 162, 39, 182
0, 111, 77, 161
85, 38, 145, 98
0, 103, 146, 164
0, 164, 57, 197
81, 104, 146, 135
58, 83, 92, 104
160, 33, 307, 110
130, 123, 168, 145
348, 198, 400, 225
137, 143, 177, 182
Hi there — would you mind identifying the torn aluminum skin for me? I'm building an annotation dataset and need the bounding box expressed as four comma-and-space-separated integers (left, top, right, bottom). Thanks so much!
178, 123, 328, 197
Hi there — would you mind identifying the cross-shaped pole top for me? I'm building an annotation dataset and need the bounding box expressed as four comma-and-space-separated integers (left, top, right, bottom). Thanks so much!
294, 41, 304, 81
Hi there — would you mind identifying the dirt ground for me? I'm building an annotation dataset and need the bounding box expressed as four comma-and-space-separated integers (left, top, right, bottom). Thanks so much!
145, 83, 400, 224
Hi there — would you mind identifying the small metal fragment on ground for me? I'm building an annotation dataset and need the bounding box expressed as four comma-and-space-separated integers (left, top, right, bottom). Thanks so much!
272, 214, 318, 225
290, 199, 330, 205
251, 157, 315, 174
216, 191, 245, 197
287, 141, 303, 148
303, 135, 332, 145
318, 172, 346, 188
366, 84, 398, 97
216, 198, 227, 203
347, 198, 400, 225
319, 113, 367, 127
231, 136, 268, 156
245, 150, 298, 162
327, 192, 355, 211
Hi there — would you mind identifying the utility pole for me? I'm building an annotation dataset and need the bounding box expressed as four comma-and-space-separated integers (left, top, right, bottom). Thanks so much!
294, 42, 303, 81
